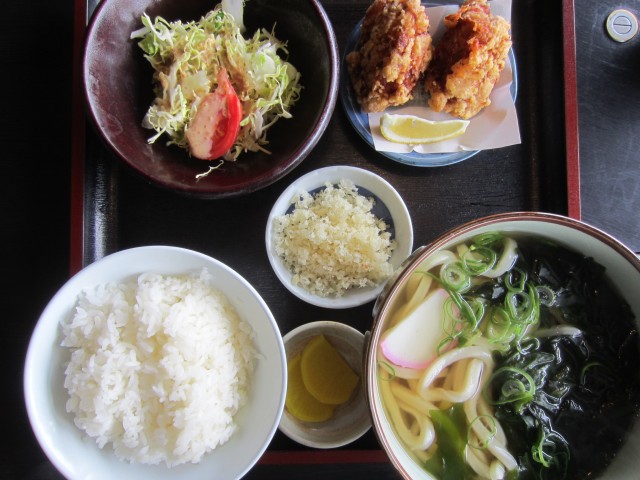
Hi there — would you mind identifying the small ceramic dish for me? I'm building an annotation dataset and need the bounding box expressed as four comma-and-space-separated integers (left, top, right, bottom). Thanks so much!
265, 166, 413, 309
278, 321, 370, 448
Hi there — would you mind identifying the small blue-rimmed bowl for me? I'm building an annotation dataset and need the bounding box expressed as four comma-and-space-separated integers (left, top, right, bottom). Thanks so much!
265, 166, 413, 309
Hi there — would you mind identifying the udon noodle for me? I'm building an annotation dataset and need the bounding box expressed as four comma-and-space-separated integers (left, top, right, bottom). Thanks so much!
377, 233, 640, 479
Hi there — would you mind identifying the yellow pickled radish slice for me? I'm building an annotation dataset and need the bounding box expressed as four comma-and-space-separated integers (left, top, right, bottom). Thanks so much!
285, 353, 335, 422
380, 113, 470, 144
301, 335, 359, 405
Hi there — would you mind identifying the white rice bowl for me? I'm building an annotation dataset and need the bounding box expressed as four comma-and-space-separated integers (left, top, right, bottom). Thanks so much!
24, 246, 286, 480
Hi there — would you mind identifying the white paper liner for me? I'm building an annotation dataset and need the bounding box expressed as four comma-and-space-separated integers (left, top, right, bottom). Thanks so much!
367, 0, 520, 154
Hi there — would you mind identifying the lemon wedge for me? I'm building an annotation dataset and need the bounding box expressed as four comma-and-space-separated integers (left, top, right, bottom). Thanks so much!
301, 335, 359, 405
285, 353, 335, 422
380, 113, 469, 144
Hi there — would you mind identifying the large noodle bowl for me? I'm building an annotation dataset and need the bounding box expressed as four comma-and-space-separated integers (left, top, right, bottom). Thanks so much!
372, 229, 640, 480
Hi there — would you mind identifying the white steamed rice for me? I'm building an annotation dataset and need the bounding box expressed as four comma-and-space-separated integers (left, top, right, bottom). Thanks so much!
60, 268, 257, 467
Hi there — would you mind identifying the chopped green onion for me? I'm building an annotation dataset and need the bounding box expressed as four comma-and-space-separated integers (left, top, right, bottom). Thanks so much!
442, 297, 466, 337
471, 232, 504, 247
377, 360, 396, 381
461, 246, 497, 275
436, 335, 456, 356
467, 414, 497, 450
504, 267, 527, 292
485, 366, 536, 413
505, 284, 540, 329
518, 336, 541, 353
447, 290, 481, 331
580, 361, 603, 384
440, 262, 471, 292
484, 306, 515, 345
531, 428, 570, 474
505, 291, 531, 322
536, 285, 556, 306
532, 429, 553, 467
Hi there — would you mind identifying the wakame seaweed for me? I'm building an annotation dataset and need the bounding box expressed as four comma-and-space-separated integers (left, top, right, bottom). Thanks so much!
425, 404, 476, 479
481, 239, 640, 479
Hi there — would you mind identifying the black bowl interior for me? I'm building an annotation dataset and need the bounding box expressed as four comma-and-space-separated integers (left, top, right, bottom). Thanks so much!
83, 0, 338, 198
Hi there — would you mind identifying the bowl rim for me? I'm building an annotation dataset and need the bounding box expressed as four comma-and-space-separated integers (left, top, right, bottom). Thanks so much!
82, 0, 340, 198
23, 245, 287, 480
264, 165, 414, 309
364, 211, 640, 479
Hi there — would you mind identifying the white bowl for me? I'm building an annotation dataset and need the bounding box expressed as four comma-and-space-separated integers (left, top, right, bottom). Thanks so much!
24, 246, 286, 480
265, 166, 413, 309
365, 212, 640, 480
278, 321, 371, 448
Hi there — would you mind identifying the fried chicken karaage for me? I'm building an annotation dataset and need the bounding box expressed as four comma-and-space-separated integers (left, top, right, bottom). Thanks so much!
347, 0, 433, 113
425, 0, 511, 119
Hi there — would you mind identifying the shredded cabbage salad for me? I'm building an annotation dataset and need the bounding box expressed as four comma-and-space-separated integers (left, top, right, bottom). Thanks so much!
130, 1, 302, 161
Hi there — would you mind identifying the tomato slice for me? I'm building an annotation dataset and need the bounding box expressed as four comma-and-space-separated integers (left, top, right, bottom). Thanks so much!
186, 68, 242, 160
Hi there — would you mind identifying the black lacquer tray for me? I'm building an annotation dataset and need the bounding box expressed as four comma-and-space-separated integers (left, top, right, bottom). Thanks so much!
68, 1, 580, 478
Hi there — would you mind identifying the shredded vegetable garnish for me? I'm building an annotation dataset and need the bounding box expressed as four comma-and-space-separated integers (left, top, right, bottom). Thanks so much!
131, 1, 302, 161
194, 160, 224, 180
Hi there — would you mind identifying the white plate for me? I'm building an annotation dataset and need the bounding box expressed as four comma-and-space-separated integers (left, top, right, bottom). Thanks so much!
265, 166, 413, 309
24, 246, 286, 480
